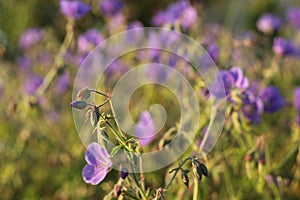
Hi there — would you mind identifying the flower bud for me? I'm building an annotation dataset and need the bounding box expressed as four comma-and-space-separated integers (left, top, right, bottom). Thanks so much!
114, 184, 122, 197
258, 152, 265, 165
192, 160, 202, 181
120, 168, 129, 179
76, 87, 91, 100
181, 170, 189, 188
70, 100, 87, 110
200, 163, 208, 177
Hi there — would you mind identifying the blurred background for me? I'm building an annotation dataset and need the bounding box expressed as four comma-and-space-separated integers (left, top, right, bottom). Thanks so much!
0, 0, 300, 199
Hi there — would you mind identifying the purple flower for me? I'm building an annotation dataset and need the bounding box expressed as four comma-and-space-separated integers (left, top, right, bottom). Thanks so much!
60, 0, 90, 20
229, 67, 249, 89
56, 71, 70, 94
286, 7, 300, 29
241, 91, 264, 123
77, 29, 104, 53
24, 76, 43, 95
207, 43, 219, 62
210, 71, 234, 98
100, 0, 123, 17
260, 86, 285, 113
82, 142, 112, 185
19, 28, 43, 50
273, 37, 295, 56
146, 65, 167, 82
134, 111, 156, 146
293, 87, 300, 111
17, 56, 32, 71
256, 13, 282, 34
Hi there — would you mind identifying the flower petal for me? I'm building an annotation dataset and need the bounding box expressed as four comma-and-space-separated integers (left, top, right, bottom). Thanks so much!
82, 164, 108, 185
85, 142, 111, 167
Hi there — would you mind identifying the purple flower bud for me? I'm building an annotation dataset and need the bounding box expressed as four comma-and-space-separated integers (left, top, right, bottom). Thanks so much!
293, 87, 300, 111
260, 86, 285, 113
77, 29, 104, 53
100, 0, 123, 17
24, 76, 43, 95
286, 7, 300, 29
70, 100, 87, 110
120, 168, 128, 179
60, 0, 90, 20
134, 111, 156, 146
273, 37, 295, 56
76, 87, 91, 100
19, 28, 43, 50
256, 13, 282, 34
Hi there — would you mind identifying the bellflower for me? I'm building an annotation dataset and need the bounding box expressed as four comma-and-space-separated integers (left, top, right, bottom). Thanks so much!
273, 37, 295, 56
100, 0, 123, 17
256, 13, 282, 34
77, 29, 104, 53
293, 87, 300, 111
59, 0, 90, 20
134, 111, 156, 146
260, 86, 285, 113
19, 28, 43, 50
286, 7, 300, 29
82, 142, 112, 185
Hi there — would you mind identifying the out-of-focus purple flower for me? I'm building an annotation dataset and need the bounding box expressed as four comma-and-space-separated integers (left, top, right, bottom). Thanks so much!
241, 91, 264, 123
134, 111, 156, 146
256, 13, 282, 34
229, 67, 249, 89
197, 127, 211, 151
293, 87, 300, 111
24, 76, 43, 95
77, 29, 104, 53
210, 71, 234, 98
207, 43, 219, 62
286, 7, 300, 29
146, 65, 167, 82
100, 0, 123, 17
19, 28, 43, 50
17, 56, 32, 70
273, 37, 295, 56
105, 60, 128, 78
151, 0, 197, 28
260, 86, 285, 113
56, 71, 70, 94
82, 142, 111, 185
60, 0, 90, 20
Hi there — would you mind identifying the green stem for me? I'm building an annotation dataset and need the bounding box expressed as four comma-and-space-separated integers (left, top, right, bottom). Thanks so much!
164, 157, 193, 190
130, 163, 147, 200
193, 178, 199, 200
90, 89, 110, 98
36, 19, 74, 97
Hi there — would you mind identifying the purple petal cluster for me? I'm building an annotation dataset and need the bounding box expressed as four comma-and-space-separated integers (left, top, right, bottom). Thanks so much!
82, 142, 112, 185
256, 13, 282, 34
259, 86, 285, 113
100, 0, 123, 17
241, 91, 264, 124
273, 37, 295, 56
60, 0, 90, 20
77, 29, 104, 53
286, 7, 300, 29
134, 111, 156, 146
19, 28, 43, 50
152, 0, 197, 29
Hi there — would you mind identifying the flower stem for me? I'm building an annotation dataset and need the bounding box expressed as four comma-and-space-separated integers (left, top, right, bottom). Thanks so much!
193, 178, 199, 200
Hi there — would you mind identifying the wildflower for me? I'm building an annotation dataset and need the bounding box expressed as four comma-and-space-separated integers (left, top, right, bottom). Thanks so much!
273, 37, 295, 56
82, 142, 112, 185
19, 28, 43, 50
59, 0, 90, 20
256, 13, 282, 34
286, 7, 300, 29
229, 67, 249, 89
210, 70, 234, 98
207, 43, 219, 62
77, 29, 104, 54
134, 111, 156, 146
260, 86, 285, 113
99, 0, 123, 17
56, 71, 70, 94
